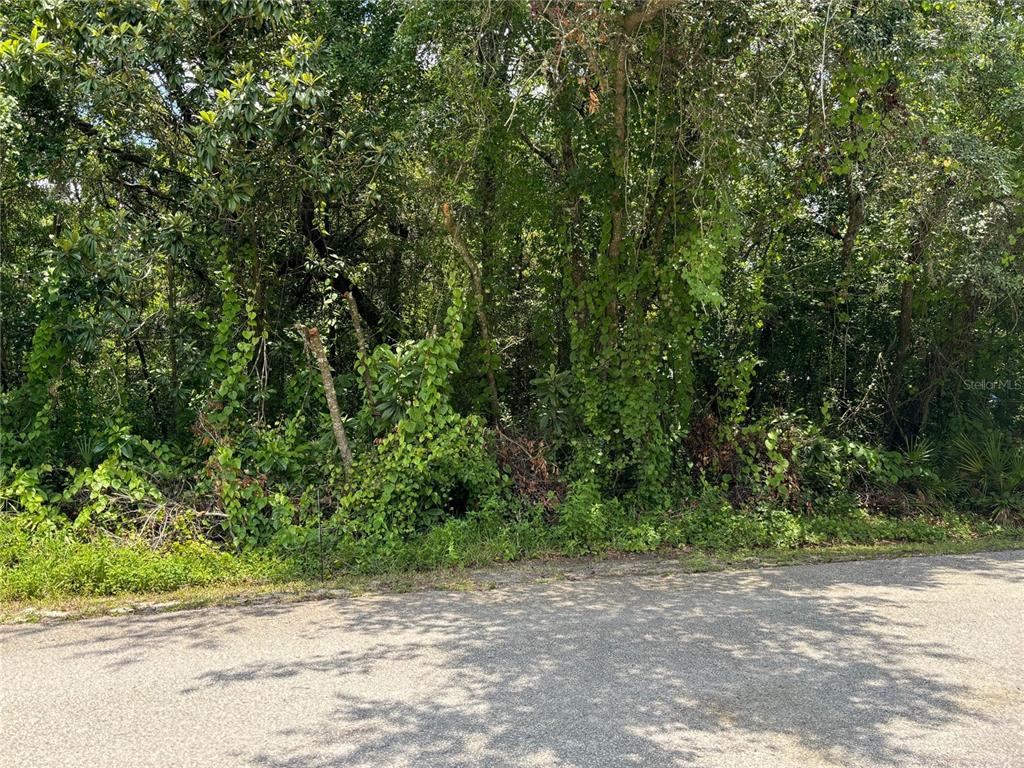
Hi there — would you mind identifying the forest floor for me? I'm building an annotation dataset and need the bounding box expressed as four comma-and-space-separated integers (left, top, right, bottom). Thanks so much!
2, 550, 1022, 767
3, 534, 1023, 624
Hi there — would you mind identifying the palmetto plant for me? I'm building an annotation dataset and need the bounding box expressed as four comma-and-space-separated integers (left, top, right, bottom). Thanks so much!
949, 430, 1024, 522
904, 435, 936, 467
73, 434, 103, 468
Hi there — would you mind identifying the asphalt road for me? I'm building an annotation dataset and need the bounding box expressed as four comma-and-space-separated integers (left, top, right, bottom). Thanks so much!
2, 551, 1022, 768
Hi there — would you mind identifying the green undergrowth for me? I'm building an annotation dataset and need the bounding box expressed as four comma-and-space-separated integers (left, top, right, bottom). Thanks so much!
0, 518, 291, 601
3, 502, 1020, 603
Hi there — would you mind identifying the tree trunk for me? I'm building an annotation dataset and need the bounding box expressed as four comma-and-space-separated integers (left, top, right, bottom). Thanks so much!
888, 181, 955, 443
133, 336, 165, 437
302, 326, 354, 476
605, 27, 630, 331
839, 171, 864, 286
602, 2, 668, 340
441, 202, 501, 423
894, 183, 954, 373
345, 291, 380, 420
166, 250, 179, 422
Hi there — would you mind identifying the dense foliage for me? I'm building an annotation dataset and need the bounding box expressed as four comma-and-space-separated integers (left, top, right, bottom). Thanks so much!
2, 0, 1023, 594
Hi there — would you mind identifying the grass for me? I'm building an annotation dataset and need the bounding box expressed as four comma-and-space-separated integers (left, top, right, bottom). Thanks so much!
3, 522, 1022, 623
0, 519, 292, 603
680, 535, 1024, 570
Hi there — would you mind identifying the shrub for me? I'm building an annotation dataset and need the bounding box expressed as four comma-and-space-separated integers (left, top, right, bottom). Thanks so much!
664, 492, 771, 551
555, 479, 622, 554
337, 414, 503, 542
614, 522, 662, 553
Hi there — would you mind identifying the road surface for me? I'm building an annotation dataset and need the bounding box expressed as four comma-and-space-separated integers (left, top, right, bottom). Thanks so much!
2, 551, 1023, 767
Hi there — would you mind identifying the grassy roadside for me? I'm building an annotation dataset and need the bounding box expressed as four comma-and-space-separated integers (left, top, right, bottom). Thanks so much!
5, 534, 1022, 624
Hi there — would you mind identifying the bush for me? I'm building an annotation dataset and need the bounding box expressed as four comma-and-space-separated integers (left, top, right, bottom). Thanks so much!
664, 492, 779, 551
336, 414, 504, 542
556, 480, 622, 554
614, 522, 662, 553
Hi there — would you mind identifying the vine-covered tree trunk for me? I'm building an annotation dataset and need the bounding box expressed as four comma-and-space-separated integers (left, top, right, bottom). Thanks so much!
442, 202, 501, 423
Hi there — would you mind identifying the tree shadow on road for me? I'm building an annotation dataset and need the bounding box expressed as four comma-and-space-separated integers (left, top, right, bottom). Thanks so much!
6, 551, 1019, 767
229, 552, 1021, 767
